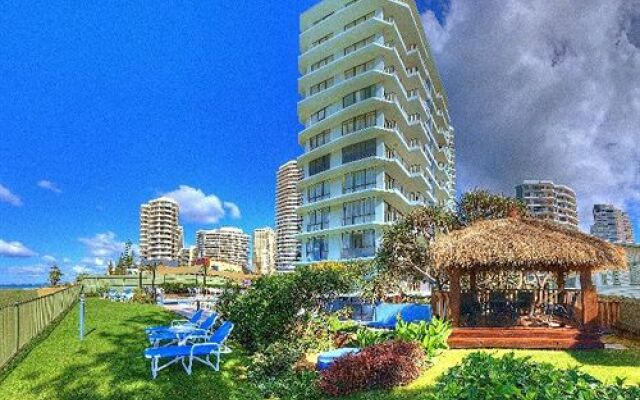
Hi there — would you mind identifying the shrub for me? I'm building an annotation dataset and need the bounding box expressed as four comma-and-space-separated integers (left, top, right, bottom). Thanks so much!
132, 288, 153, 304
395, 317, 452, 358
248, 340, 305, 382
219, 262, 363, 353
348, 327, 393, 348
427, 352, 640, 400
318, 341, 424, 396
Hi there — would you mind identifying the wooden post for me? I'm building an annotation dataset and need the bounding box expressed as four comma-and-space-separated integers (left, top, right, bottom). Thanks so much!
556, 271, 565, 304
580, 268, 598, 331
449, 270, 461, 327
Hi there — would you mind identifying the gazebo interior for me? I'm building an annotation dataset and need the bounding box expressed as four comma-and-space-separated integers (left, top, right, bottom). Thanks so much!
430, 218, 627, 349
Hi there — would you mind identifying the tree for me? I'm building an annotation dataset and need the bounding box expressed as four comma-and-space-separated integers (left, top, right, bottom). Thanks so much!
114, 240, 135, 275
372, 190, 529, 296
49, 265, 63, 287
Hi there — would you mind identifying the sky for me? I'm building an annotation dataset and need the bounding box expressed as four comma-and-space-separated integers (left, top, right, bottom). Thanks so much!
0, 0, 638, 284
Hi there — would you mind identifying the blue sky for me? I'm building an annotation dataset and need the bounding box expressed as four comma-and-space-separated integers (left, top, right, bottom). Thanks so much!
0, 0, 637, 284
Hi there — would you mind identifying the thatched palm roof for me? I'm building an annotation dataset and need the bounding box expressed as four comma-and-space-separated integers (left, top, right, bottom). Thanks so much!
430, 218, 627, 272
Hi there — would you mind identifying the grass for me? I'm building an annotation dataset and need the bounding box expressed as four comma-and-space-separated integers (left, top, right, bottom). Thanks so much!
1, 299, 639, 400
0, 290, 38, 308
0, 299, 260, 400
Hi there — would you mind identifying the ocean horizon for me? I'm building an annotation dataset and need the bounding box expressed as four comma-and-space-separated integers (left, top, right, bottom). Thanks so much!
0, 284, 45, 290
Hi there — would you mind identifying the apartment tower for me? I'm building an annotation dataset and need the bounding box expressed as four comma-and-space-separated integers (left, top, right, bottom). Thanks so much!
296, 0, 456, 263
515, 180, 578, 228
275, 160, 303, 271
590, 204, 635, 244
253, 227, 277, 275
196, 227, 250, 271
139, 197, 183, 263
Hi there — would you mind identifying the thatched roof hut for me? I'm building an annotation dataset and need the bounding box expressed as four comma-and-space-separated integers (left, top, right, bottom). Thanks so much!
431, 218, 627, 273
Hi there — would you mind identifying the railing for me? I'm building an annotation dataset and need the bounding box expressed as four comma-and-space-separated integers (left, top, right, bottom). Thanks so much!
80, 274, 229, 294
598, 297, 622, 331
0, 286, 81, 369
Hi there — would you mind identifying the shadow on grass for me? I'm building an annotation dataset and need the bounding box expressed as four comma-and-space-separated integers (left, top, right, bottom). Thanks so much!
567, 349, 640, 368
7, 299, 258, 400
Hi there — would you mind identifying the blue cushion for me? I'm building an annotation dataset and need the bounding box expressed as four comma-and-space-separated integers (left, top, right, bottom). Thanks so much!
316, 347, 360, 370
400, 304, 432, 324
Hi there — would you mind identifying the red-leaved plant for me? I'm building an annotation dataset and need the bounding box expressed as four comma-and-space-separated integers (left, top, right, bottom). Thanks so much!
318, 341, 424, 396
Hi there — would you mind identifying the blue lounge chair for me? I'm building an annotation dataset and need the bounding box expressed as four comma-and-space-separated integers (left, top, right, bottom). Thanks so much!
122, 288, 134, 302
147, 312, 218, 347
365, 303, 432, 329
144, 321, 234, 379
145, 310, 205, 333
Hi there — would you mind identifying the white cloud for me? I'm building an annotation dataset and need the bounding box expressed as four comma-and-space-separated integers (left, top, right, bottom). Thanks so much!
0, 239, 37, 258
163, 185, 242, 224
421, 0, 640, 230
8, 265, 47, 277
37, 180, 62, 194
224, 202, 242, 219
78, 232, 125, 258
0, 184, 22, 207
42, 255, 57, 264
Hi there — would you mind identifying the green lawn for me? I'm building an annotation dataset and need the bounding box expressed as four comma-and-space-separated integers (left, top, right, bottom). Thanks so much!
0, 290, 38, 308
1, 299, 639, 400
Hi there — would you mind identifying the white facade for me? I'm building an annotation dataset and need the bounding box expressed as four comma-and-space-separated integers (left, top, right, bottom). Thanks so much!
139, 197, 183, 262
196, 227, 250, 270
178, 246, 197, 267
515, 180, 578, 228
253, 227, 277, 275
590, 204, 635, 244
275, 160, 303, 271
296, 0, 456, 263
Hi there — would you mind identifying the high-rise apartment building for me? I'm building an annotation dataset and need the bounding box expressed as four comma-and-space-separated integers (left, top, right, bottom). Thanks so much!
275, 160, 303, 271
515, 180, 578, 228
590, 204, 635, 244
196, 227, 250, 270
139, 197, 183, 262
178, 246, 197, 267
253, 227, 277, 275
296, 0, 456, 263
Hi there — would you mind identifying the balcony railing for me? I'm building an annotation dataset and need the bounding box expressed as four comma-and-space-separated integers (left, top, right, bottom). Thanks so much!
341, 247, 375, 259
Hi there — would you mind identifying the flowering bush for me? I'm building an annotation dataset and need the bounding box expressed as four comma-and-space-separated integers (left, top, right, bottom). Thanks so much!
318, 341, 424, 396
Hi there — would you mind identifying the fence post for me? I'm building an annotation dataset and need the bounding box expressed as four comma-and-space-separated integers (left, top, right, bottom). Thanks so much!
14, 303, 20, 352
79, 294, 85, 340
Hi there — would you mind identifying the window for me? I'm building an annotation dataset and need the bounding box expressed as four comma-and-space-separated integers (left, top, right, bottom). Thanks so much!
309, 77, 334, 96
312, 11, 334, 26
310, 55, 334, 72
309, 130, 330, 150
306, 237, 328, 261
307, 207, 330, 232
341, 230, 376, 258
309, 154, 330, 176
342, 139, 376, 164
344, 11, 375, 31
342, 111, 377, 136
309, 107, 327, 124
384, 202, 403, 222
343, 85, 375, 108
311, 32, 333, 48
344, 59, 375, 79
343, 198, 376, 225
344, 35, 375, 55
344, 168, 377, 193
307, 181, 331, 203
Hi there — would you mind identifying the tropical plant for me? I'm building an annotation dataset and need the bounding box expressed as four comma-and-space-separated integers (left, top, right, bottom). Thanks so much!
427, 352, 640, 400
347, 327, 393, 348
318, 341, 424, 396
395, 317, 452, 358
219, 262, 363, 353
48, 265, 63, 287
371, 190, 529, 296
